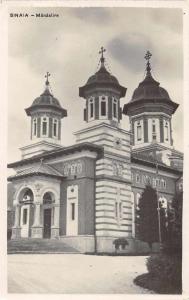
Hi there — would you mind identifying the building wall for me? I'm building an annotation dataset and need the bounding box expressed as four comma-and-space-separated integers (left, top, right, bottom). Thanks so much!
57, 157, 96, 236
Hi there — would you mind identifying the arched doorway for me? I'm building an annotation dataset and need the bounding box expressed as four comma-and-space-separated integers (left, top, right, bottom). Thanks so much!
18, 188, 34, 238
43, 192, 54, 238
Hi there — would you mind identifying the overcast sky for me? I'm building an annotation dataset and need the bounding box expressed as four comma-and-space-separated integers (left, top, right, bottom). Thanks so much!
8, 7, 183, 163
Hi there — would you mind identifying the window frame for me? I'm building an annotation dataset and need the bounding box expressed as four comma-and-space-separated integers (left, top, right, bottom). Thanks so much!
23, 208, 27, 225
137, 121, 142, 141
33, 118, 37, 137
99, 95, 108, 119
41, 116, 49, 137
88, 97, 95, 121
52, 118, 58, 138
112, 97, 118, 120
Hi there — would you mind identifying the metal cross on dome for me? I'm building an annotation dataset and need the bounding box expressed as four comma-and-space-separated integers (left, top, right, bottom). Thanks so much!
45, 71, 51, 85
144, 51, 152, 72
144, 50, 152, 62
99, 46, 106, 60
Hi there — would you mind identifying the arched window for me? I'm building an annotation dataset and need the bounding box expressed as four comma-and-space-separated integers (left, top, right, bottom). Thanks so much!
43, 192, 53, 204
112, 97, 118, 119
21, 189, 34, 204
41, 117, 48, 136
53, 119, 58, 137
100, 95, 108, 118
152, 119, 157, 141
165, 122, 169, 141
33, 118, 37, 137
88, 97, 95, 120
137, 121, 142, 141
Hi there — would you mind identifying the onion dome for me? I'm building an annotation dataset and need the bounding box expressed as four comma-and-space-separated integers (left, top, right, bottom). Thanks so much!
26, 72, 67, 118
123, 51, 178, 115
79, 47, 126, 98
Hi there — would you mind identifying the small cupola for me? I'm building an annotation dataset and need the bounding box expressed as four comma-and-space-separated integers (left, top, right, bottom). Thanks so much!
79, 47, 127, 126
25, 72, 67, 143
123, 51, 179, 149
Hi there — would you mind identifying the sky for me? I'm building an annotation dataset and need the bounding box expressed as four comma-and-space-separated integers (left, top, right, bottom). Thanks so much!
8, 7, 183, 163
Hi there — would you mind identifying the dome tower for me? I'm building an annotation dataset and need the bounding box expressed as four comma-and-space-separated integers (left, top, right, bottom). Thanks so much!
79, 47, 126, 128
21, 73, 67, 159
123, 51, 179, 151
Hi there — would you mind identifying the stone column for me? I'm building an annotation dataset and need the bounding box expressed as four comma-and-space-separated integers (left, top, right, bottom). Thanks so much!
11, 204, 21, 239
31, 202, 43, 238
51, 203, 60, 239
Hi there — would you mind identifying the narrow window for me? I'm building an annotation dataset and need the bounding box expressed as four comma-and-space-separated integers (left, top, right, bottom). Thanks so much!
119, 202, 122, 219
90, 100, 94, 118
33, 118, 37, 136
115, 202, 118, 218
23, 209, 27, 225
71, 203, 75, 220
113, 98, 117, 118
165, 122, 169, 141
42, 117, 47, 135
53, 119, 58, 137
101, 100, 106, 116
137, 122, 142, 141
152, 124, 156, 133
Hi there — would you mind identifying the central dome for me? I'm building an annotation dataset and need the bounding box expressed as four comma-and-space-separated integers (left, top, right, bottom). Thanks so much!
86, 64, 119, 86
79, 51, 126, 98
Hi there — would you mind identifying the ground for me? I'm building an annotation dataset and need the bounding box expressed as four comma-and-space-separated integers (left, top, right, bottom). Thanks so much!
8, 254, 154, 294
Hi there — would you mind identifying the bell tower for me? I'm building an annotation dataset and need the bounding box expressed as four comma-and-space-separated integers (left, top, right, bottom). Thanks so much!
75, 48, 133, 252
79, 47, 126, 128
21, 73, 67, 159
123, 51, 179, 151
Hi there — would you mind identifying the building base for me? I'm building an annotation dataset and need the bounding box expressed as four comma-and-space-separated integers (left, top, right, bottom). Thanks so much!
60, 235, 161, 254
31, 226, 43, 238
51, 227, 60, 239
11, 227, 21, 239
60, 235, 95, 252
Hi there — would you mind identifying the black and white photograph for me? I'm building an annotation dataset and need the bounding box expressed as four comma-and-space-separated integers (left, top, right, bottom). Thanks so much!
2, 1, 188, 296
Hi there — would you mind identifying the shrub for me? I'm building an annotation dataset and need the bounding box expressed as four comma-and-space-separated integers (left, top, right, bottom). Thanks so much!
113, 238, 129, 250
146, 254, 182, 292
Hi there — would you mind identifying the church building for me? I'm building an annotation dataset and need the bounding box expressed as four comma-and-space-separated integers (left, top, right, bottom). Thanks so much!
8, 48, 183, 253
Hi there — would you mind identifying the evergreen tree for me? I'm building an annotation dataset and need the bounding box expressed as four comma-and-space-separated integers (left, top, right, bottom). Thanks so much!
165, 191, 182, 255
136, 185, 161, 249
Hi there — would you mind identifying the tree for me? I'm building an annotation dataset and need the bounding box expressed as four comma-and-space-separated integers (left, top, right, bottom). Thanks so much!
164, 191, 183, 255
136, 184, 167, 250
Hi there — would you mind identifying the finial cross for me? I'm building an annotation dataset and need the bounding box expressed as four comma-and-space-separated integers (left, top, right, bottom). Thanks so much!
45, 72, 51, 84
144, 51, 152, 62
99, 46, 106, 59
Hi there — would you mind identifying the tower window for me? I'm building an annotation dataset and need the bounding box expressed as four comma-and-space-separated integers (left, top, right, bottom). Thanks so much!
33, 118, 37, 137
42, 117, 48, 136
165, 122, 169, 141
100, 95, 107, 117
137, 122, 142, 141
90, 100, 94, 118
101, 100, 106, 116
88, 97, 95, 120
113, 98, 118, 119
53, 119, 58, 137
